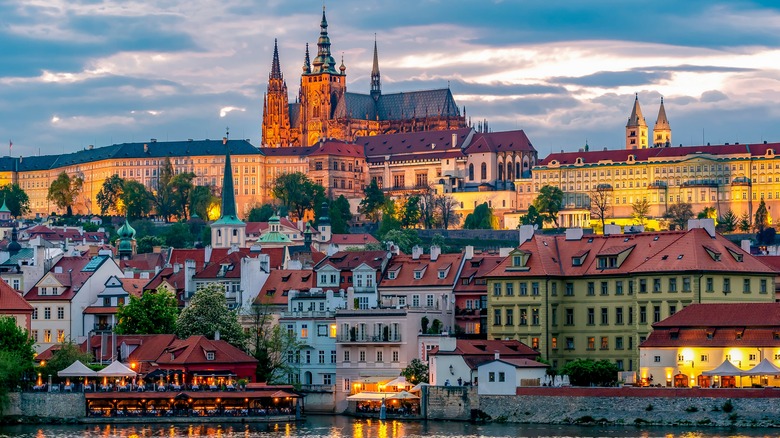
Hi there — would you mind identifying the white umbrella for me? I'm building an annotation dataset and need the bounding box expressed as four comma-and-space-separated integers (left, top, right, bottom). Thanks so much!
553, 375, 562, 387
58, 360, 97, 377
702, 359, 743, 376
562, 375, 571, 386
384, 375, 409, 390
742, 358, 780, 376
410, 382, 429, 392
97, 360, 137, 377
389, 390, 420, 400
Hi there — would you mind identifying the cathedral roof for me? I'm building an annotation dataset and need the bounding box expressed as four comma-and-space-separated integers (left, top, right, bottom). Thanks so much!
359, 128, 472, 164
333, 93, 377, 120
288, 102, 301, 128
333, 89, 461, 123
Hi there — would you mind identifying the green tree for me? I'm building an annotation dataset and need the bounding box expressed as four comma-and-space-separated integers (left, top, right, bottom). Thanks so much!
399, 195, 421, 228
589, 185, 612, 232
664, 202, 694, 231
176, 283, 246, 348
247, 204, 277, 222
96, 174, 125, 215
739, 212, 752, 233
47, 171, 83, 216
698, 206, 717, 220
381, 229, 421, 254
0, 184, 31, 217
0, 351, 27, 414
358, 180, 386, 223
246, 302, 303, 384
632, 198, 650, 226
272, 172, 325, 220
137, 235, 164, 254
717, 209, 738, 233
560, 359, 619, 387
418, 188, 436, 229
463, 202, 495, 229
755, 199, 770, 232
378, 199, 402, 237
520, 205, 545, 228
435, 194, 460, 229
154, 157, 175, 222
0, 316, 36, 364
164, 222, 195, 248
121, 180, 153, 218
532, 185, 564, 227
329, 195, 352, 234
39, 341, 94, 381
115, 288, 179, 335
170, 172, 196, 220
401, 358, 429, 384
190, 185, 218, 220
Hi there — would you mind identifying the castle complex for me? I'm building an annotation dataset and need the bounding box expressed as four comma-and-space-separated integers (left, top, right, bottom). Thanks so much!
261, 8, 466, 147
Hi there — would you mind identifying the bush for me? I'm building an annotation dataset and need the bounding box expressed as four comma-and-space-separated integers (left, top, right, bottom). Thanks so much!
684, 406, 699, 413
560, 359, 619, 386
722, 399, 734, 413
645, 404, 654, 411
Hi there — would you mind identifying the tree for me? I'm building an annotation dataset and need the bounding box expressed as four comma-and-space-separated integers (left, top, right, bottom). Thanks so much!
698, 206, 717, 220
115, 288, 179, 335
137, 235, 164, 254
40, 342, 94, 380
463, 202, 495, 229
176, 283, 246, 348
358, 179, 386, 223
164, 222, 195, 248
632, 199, 650, 226
378, 198, 402, 237
96, 175, 125, 215
190, 185, 219, 220
560, 359, 619, 387
170, 172, 196, 220
247, 204, 277, 222
245, 302, 303, 384
757, 227, 777, 246
739, 212, 752, 233
47, 171, 83, 216
0, 351, 27, 413
755, 199, 770, 233
399, 195, 421, 228
154, 157, 175, 222
532, 185, 564, 227
520, 205, 545, 228
418, 188, 437, 229
717, 209, 738, 233
329, 195, 353, 234
401, 358, 429, 384
0, 316, 36, 364
380, 229, 421, 254
121, 180, 153, 218
272, 172, 325, 220
589, 185, 612, 232
435, 194, 460, 229
0, 184, 30, 217
664, 202, 694, 231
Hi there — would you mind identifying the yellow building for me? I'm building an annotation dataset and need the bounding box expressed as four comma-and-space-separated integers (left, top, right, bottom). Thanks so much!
484, 222, 776, 372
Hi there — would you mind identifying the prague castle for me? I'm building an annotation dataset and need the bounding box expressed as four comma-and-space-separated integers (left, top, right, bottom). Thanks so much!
261, 8, 466, 147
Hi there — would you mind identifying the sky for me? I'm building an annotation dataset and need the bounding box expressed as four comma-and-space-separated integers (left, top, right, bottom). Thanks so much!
2, 0, 780, 158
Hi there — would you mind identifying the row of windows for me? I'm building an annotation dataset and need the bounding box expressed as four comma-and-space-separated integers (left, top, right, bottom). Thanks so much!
551, 335, 634, 353
343, 349, 400, 363
286, 349, 337, 364
30, 329, 64, 343
31, 307, 65, 320
492, 308, 541, 326
554, 304, 676, 327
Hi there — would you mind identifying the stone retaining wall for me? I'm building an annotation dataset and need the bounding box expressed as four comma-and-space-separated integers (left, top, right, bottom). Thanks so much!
5, 393, 85, 419
425, 386, 478, 421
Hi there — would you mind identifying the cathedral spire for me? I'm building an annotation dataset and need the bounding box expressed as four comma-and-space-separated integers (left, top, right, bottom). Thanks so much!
270, 38, 282, 80
653, 96, 672, 147
626, 93, 648, 149
303, 43, 311, 73
218, 133, 239, 222
370, 36, 381, 100
312, 6, 336, 73
210, 130, 246, 248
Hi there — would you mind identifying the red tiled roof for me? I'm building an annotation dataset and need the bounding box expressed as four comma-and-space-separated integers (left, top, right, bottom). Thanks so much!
653, 303, 780, 328
359, 128, 471, 164
454, 255, 503, 294
307, 140, 365, 158
158, 335, 257, 366
0, 280, 32, 312
329, 234, 379, 245
125, 334, 178, 364
24, 256, 101, 301
380, 252, 462, 288
315, 250, 388, 271
83, 306, 118, 314
194, 252, 246, 279
119, 253, 165, 272
256, 270, 314, 305
464, 130, 535, 154
121, 278, 149, 297
245, 218, 302, 236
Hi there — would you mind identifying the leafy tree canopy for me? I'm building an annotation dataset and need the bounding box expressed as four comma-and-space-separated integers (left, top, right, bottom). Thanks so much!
0, 316, 36, 364
272, 172, 325, 221
176, 283, 246, 349
381, 228, 421, 255
164, 222, 195, 248
399, 195, 421, 229
0, 184, 31, 217
247, 204, 277, 222
40, 342, 94, 381
121, 180, 153, 219
717, 209, 738, 233
401, 358, 429, 384
463, 202, 495, 229
96, 175, 125, 215
664, 202, 694, 231
358, 180, 386, 223
137, 235, 165, 254
115, 288, 179, 335
560, 359, 619, 387
520, 205, 544, 229
47, 172, 83, 216
632, 199, 650, 226
190, 185, 219, 220
170, 172, 196, 220
755, 199, 770, 232
532, 185, 564, 227
328, 195, 352, 234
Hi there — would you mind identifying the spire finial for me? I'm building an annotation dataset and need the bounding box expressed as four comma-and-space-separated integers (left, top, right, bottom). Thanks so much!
371, 37, 381, 99
270, 38, 282, 79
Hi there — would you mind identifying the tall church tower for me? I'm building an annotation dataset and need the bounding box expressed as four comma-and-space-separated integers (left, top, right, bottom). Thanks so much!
370, 38, 381, 101
299, 7, 347, 146
653, 97, 672, 147
261, 39, 293, 147
211, 136, 246, 249
625, 94, 648, 149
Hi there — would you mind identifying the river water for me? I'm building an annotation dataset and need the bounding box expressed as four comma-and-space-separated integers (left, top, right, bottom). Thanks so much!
0, 416, 777, 438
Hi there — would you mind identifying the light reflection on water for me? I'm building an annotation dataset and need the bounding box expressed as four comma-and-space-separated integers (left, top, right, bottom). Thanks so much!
0, 416, 778, 438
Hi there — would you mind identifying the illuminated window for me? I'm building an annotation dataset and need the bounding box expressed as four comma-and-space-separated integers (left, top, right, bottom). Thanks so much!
301, 324, 308, 338
57, 330, 65, 343
329, 324, 337, 338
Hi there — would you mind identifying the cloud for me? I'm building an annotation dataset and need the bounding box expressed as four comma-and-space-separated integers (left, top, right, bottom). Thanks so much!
701, 90, 728, 102
219, 107, 246, 118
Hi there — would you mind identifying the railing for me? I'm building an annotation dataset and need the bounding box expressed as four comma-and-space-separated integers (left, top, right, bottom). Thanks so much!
336, 334, 402, 343
279, 311, 336, 318
94, 323, 113, 331
299, 384, 334, 392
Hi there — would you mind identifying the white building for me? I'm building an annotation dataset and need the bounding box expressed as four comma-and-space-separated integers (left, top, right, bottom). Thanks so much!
429, 338, 541, 386
477, 357, 548, 395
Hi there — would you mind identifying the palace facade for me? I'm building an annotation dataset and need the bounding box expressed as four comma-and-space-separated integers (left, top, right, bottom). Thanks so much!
261, 9, 466, 147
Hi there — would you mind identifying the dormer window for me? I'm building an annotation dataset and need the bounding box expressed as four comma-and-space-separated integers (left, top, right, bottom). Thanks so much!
727, 248, 744, 262
388, 271, 396, 280
703, 246, 722, 261
597, 256, 618, 269
414, 271, 422, 280
206, 352, 215, 361
438, 270, 446, 279
513, 256, 521, 266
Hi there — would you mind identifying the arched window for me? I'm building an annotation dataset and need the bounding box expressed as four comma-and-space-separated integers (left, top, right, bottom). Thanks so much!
498, 165, 503, 181
481, 162, 487, 180
507, 163, 513, 180
468, 164, 474, 181
516, 162, 521, 178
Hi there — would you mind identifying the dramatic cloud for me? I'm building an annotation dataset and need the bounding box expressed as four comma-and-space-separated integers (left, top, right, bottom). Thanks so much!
1, 0, 780, 156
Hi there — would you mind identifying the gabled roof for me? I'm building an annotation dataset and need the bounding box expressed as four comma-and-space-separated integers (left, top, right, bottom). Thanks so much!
314, 250, 388, 272
329, 234, 379, 246
119, 253, 165, 272
245, 219, 301, 236
157, 335, 257, 365
194, 252, 246, 279
256, 269, 314, 305
454, 254, 504, 294
358, 128, 471, 164
464, 130, 535, 154
25, 256, 112, 301
307, 140, 365, 158
653, 303, 780, 328
0, 280, 32, 312
380, 252, 462, 288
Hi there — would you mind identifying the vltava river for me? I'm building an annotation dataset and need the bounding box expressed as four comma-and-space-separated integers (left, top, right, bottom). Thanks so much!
0, 416, 777, 438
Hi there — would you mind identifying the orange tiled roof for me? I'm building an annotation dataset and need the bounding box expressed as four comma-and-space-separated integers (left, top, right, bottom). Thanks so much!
158, 335, 257, 365
0, 280, 32, 312
380, 252, 462, 288
256, 270, 314, 305
454, 255, 503, 294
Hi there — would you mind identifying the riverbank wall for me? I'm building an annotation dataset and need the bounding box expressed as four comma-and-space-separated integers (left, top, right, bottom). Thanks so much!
4, 393, 85, 419
426, 386, 780, 428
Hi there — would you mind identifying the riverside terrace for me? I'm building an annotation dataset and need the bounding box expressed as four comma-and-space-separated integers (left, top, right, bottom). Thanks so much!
84, 384, 302, 420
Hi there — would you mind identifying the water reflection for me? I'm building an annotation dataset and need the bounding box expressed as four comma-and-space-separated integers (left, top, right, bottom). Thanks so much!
0, 417, 777, 438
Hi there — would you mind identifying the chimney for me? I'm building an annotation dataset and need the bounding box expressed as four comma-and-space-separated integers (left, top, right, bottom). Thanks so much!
464, 245, 474, 260
184, 259, 196, 297
741, 240, 751, 253
411, 245, 423, 260
204, 245, 213, 264
214, 330, 220, 341
494, 350, 500, 360
452, 133, 457, 148
153, 246, 162, 254
173, 263, 181, 274
430, 245, 441, 261
124, 269, 134, 278
603, 224, 621, 235
565, 228, 584, 241
518, 225, 535, 245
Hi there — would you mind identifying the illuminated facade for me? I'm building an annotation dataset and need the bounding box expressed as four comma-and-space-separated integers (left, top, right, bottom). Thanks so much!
640, 303, 780, 388
261, 9, 466, 147
484, 223, 776, 372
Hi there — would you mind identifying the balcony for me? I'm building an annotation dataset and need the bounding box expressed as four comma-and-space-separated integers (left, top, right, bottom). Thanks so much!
93, 323, 113, 332
455, 308, 486, 318
279, 310, 336, 319
336, 333, 402, 343
299, 384, 334, 393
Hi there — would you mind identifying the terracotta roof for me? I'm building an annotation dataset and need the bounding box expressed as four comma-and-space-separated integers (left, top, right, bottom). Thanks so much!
0, 280, 32, 312
194, 252, 246, 279
157, 335, 257, 366
315, 250, 388, 271
653, 303, 780, 328
25, 256, 110, 301
124, 334, 178, 364
120, 278, 149, 297
454, 255, 503, 294
256, 270, 314, 305
464, 130, 535, 154
329, 234, 379, 245
485, 358, 549, 368
429, 339, 539, 357
307, 140, 365, 158
119, 253, 165, 272
83, 306, 118, 314
485, 228, 774, 279
246, 219, 301, 236
359, 128, 471, 164
380, 252, 462, 288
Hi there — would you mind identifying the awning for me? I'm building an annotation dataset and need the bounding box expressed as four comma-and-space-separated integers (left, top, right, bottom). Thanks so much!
97, 360, 137, 378
145, 369, 186, 379
58, 360, 97, 377
356, 376, 393, 384
702, 359, 743, 376
346, 392, 394, 401
742, 358, 780, 376
389, 390, 419, 400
